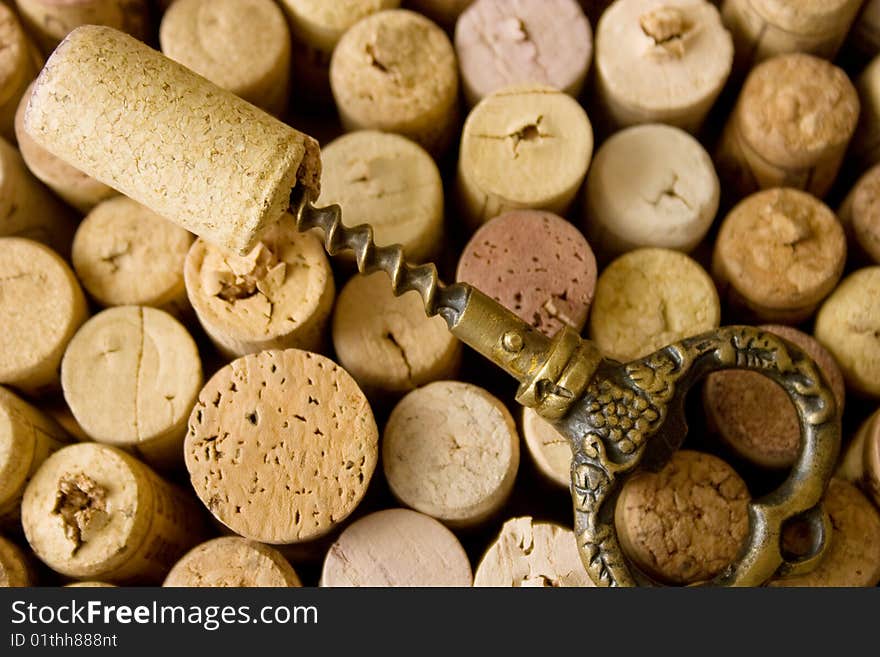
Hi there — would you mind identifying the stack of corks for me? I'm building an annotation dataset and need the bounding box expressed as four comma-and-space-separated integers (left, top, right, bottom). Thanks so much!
1, 0, 880, 591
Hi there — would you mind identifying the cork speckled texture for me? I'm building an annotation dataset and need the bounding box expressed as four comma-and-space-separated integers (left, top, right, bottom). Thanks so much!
840, 164, 880, 265
24, 26, 321, 255
521, 407, 572, 489
282, 0, 400, 53
0, 4, 38, 143
185, 349, 378, 544
16, 0, 150, 53
0, 535, 32, 586
164, 537, 301, 587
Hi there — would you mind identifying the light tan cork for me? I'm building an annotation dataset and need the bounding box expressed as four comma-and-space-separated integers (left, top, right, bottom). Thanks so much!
814, 267, 880, 399
840, 164, 880, 266
72, 197, 194, 316
0, 137, 75, 254
15, 0, 150, 54
330, 9, 459, 156
770, 479, 880, 587
61, 307, 203, 471
332, 272, 462, 399
282, 0, 401, 54
185, 349, 378, 545
405, 0, 473, 26
65, 581, 115, 587
615, 450, 750, 585
594, 0, 733, 133
383, 381, 519, 528
521, 408, 572, 489
588, 247, 720, 362
721, 0, 864, 68
318, 130, 444, 264
474, 517, 592, 587
712, 188, 846, 323
848, 0, 880, 63
184, 218, 335, 359
164, 537, 301, 587
0, 4, 38, 143
0, 386, 70, 524
160, 0, 292, 117
21, 443, 205, 583
837, 409, 880, 509
0, 535, 32, 586
0, 238, 88, 396
39, 397, 91, 444
457, 84, 593, 228
716, 54, 859, 200
320, 508, 472, 587
24, 25, 321, 256
851, 56, 880, 172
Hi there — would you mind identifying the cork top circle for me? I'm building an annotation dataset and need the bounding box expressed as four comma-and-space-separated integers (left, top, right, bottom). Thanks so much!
844, 164, 880, 263
747, 0, 863, 34
164, 537, 301, 587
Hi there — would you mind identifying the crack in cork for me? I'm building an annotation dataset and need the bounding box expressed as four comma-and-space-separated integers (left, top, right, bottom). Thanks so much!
52, 473, 109, 555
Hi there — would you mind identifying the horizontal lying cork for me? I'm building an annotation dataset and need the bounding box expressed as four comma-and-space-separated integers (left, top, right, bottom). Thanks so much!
61, 307, 203, 471
0, 4, 38, 143
24, 25, 321, 255
770, 479, 880, 587
331, 10, 459, 156
615, 450, 750, 585
457, 84, 593, 228
588, 247, 720, 362
22, 443, 205, 583
184, 219, 335, 359
583, 124, 719, 259
72, 197, 193, 315
712, 189, 846, 323
455, 0, 592, 107
837, 409, 880, 508
704, 325, 846, 469
0, 536, 32, 586
0, 386, 70, 524
185, 349, 378, 544
318, 130, 444, 264
814, 267, 880, 399
521, 408, 572, 489
840, 164, 880, 266
321, 508, 472, 587
851, 56, 880, 173
715, 54, 859, 200
474, 517, 593, 587
0, 238, 88, 395
456, 210, 597, 338
383, 381, 519, 528
407, 0, 474, 26
160, 0, 291, 116
164, 537, 301, 587
594, 0, 733, 133
331, 272, 462, 398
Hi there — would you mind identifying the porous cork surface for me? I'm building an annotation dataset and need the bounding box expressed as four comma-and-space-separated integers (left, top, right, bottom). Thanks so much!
521, 408, 571, 489
0, 4, 36, 142
16, 0, 150, 52
615, 450, 750, 585
840, 163, 880, 264
0, 535, 31, 586
164, 537, 301, 587
588, 247, 720, 362
456, 210, 597, 338
185, 349, 378, 544
281, 0, 400, 53
735, 0, 862, 33
473, 517, 593, 587
321, 508, 472, 586
382, 381, 519, 527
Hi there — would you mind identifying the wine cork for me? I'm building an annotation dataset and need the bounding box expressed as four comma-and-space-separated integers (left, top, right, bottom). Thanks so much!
15, 83, 116, 214
0, 136, 75, 253
317, 130, 444, 264
164, 537, 301, 587
405, 0, 474, 27
594, 0, 733, 133
521, 408, 572, 489
0, 535, 32, 586
60, 306, 203, 470
184, 218, 335, 359
21, 443, 205, 583
474, 516, 593, 587
583, 124, 720, 259
331, 272, 462, 399
0, 238, 88, 395
455, 210, 597, 338
72, 197, 194, 315
703, 325, 846, 469
0, 386, 70, 524
848, 0, 880, 63
588, 248, 720, 362
814, 267, 880, 399
457, 84, 593, 228
159, 0, 291, 117
39, 397, 91, 444
24, 25, 321, 256
0, 4, 38, 143
715, 54, 859, 200
851, 56, 880, 172
65, 581, 114, 587
840, 164, 880, 266
14, 0, 150, 53
455, 0, 592, 107
615, 450, 750, 585
712, 189, 846, 324
185, 349, 378, 544
383, 381, 519, 528
721, 0, 864, 68
330, 9, 459, 156
770, 479, 880, 587
321, 508, 472, 587
837, 409, 880, 508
